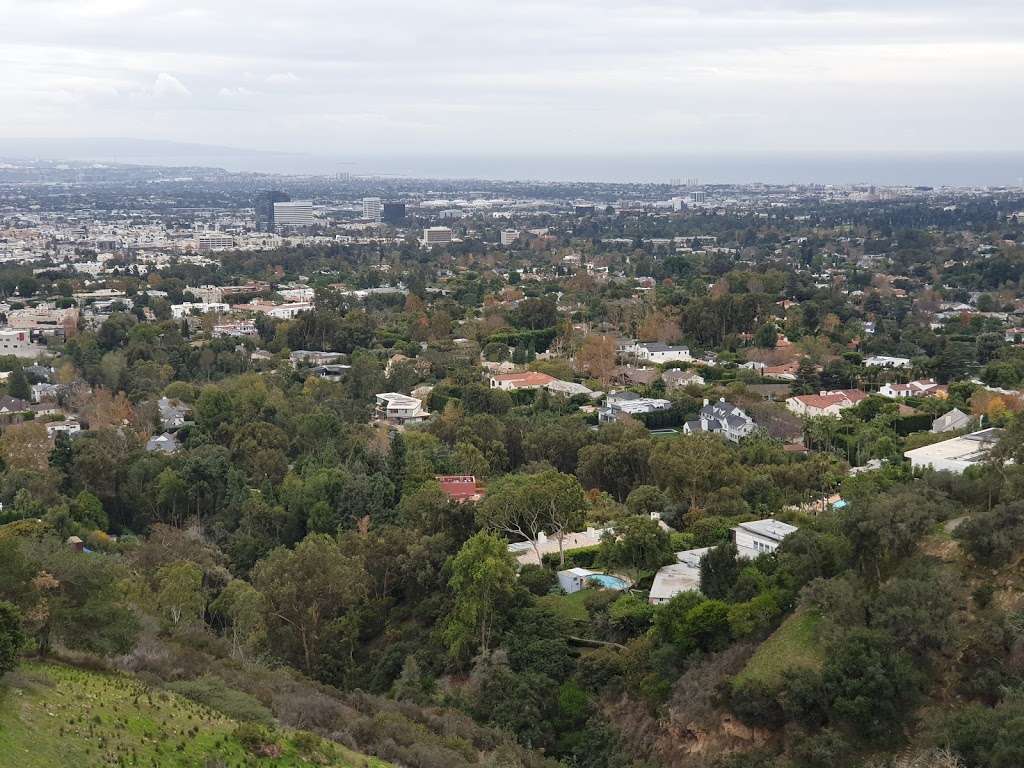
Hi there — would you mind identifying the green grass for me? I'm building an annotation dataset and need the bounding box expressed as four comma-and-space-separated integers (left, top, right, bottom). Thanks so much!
0, 662, 388, 768
538, 590, 592, 625
734, 611, 825, 688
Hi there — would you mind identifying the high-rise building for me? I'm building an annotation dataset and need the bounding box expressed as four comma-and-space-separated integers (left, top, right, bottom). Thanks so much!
273, 201, 314, 228
422, 226, 453, 246
362, 197, 382, 221
690, 191, 707, 204
254, 190, 290, 232
500, 229, 520, 246
382, 202, 406, 224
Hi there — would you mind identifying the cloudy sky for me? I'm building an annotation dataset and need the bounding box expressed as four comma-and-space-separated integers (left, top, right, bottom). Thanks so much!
2, 0, 1023, 157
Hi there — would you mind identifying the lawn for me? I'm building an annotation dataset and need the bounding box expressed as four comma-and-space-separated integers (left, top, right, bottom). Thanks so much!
734, 611, 825, 687
538, 590, 592, 626
0, 661, 387, 768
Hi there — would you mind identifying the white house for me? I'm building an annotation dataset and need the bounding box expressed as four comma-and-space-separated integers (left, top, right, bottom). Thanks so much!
170, 302, 229, 319
599, 391, 672, 423
46, 419, 82, 439
629, 342, 691, 364
732, 519, 799, 559
649, 547, 711, 605
904, 428, 1002, 474
684, 398, 756, 442
878, 379, 946, 399
865, 355, 912, 368
375, 392, 430, 426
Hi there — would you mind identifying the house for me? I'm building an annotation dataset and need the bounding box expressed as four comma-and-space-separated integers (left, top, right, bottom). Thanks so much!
0, 396, 32, 424
732, 519, 799, 559
146, 432, 181, 454
31, 382, 60, 403
904, 428, 1003, 474
629, 342, 692, 364
932, 408, 974, 433
614, 367, 661, 387
508, 527, 608, 566
289, 350, 345, 367
878, 379, 947, 399
312, 364, 351, 381
865, 355, 912, 368
786, 389, 868, 418
1005, 327, 1024, 343
556, 568, 629, 594
663, 369, 705, 389
212, 320, 258, 338
375, 392, 430, 426
649, 547, 712, 605
46, 419, 82, 439
545, 379, 600, 399
684, 398, 756, 442
558, 568, 601, 594
436, 475, 482, 503
158, 397, 190, 430
489, 371, 556, 390
599, 391, 671, 423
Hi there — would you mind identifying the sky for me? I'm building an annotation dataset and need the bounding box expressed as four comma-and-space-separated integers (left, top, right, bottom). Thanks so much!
2, 0, 1024, 160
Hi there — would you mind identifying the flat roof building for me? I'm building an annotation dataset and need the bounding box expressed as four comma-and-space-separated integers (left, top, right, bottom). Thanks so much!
904, 428, 1003, 474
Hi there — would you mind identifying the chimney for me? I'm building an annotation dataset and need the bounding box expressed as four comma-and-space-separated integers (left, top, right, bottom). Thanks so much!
537, 531, 547, 544
702, 398, 709, 407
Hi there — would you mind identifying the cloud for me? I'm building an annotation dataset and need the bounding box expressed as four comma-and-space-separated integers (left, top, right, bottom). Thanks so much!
265, 72, 300, 85
218, 86, 258, 98
152, 72, 190, 98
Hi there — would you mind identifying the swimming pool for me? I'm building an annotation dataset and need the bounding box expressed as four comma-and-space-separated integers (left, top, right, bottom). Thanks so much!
586, 574, 629, 590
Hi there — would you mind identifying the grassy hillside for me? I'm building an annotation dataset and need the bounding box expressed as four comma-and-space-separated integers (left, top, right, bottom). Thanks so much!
733, 610, 825, 687
0, 662, 388, 768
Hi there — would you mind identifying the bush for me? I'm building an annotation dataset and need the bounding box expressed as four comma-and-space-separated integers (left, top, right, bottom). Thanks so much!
167, 676, 275, 725
727, 678, 785, 729
517, 565, 556, 596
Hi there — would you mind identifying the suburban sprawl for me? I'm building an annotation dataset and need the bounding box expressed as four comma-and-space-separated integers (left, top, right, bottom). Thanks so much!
2, 159, 1024, 768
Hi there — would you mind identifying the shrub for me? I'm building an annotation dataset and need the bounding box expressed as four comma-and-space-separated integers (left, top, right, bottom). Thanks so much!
167, 676, 275, 725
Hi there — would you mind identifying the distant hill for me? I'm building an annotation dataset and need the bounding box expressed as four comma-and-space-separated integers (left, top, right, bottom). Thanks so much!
0, 138, 354, 176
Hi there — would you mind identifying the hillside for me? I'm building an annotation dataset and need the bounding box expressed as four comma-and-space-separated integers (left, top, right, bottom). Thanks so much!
0, 662, 386, 768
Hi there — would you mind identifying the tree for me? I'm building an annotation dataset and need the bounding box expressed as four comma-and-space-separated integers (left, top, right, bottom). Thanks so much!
252, 534, 369, 673
444, 532, 518, 659
599, 515, 673, 572
7, 364, 30, 400
0, 601, 23, 676
209, 579, 266, 661
576, 335, 617, 387
823, 628, 921, 741
840, 485, 944, 583
699, 542, 741, 599
625, 485, 669, 520
651, 433, 733, 511
156, 561, 205, 627
754, 322, 778, 349
477, 470, 586, 566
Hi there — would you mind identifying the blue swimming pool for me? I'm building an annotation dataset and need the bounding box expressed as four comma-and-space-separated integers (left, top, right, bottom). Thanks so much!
587, 574, 629, 590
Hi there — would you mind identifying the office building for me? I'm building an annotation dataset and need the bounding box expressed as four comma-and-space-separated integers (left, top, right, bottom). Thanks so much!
422, 226, 453, 246
500, 229, 520, 246
690, 191, 707, 204
254, 190, 290, 232
194, 232, 234, 252
362, 197, 382, 222
382, 202, 406, 224
273, 201, 314, 228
